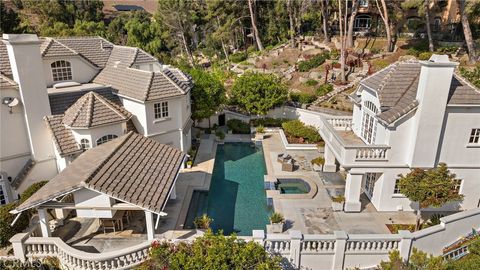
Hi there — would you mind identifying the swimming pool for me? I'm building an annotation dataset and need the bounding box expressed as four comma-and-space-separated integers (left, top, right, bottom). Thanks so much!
185, 143, 271, 235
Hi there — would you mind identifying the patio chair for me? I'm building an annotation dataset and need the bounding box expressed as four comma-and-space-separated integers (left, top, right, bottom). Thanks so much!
277, 153, 291, 163
101, 219, 116, 234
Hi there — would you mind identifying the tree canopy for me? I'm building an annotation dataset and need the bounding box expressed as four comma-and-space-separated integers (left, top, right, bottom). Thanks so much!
188, 68, 225, 123
397, 163, 464, 230
231, 72, 288, 115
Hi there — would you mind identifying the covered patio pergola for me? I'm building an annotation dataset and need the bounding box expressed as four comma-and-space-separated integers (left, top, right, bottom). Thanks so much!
10, 132, 185, 245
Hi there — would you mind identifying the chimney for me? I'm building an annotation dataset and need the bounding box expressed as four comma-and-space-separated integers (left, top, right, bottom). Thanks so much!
2, 34, 54, 161
408, 54, 458, 167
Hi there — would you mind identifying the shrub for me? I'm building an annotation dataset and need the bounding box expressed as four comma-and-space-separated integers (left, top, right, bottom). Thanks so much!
370, 47, 382, 54
215, 130, 225, 140
247, 45, 257, 54
298, 53, 330, 72
227, 119, 250, 134
304, 79, 318, 86
229, 52, 247, 63
256, 125, 265, 133
315, 83, 333, 96
459, 64, 480, 88
418, 51, 433, 60
311, 157, 325, 165
282, 120, 322, 143
193, 214, 213, 229
290, 92, 317, 104
269, 212, 284, 224
332, 195, 345, 203
0, 181, 48, 247
407, 47, 421, 57
250, 118, 286, 127
139, 230, 282, 270
330, 49, 340, 59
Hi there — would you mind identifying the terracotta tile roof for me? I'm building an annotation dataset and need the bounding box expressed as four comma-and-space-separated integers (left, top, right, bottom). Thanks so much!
63, 91, 132, 128
360, 61, 480, 124
134, 48, 157, 64
0, 73, 17, 87
49, 87, 121, 115
44, 115, 82, 157
0, 41, 12, 77
41, 38, 77, 57
15, 132, 185, 214
50, 37, 114, 68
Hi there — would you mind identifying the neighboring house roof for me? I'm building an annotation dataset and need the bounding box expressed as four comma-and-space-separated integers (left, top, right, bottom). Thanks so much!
359, 61, 480, 124
44, 115, 82, 157
14, 132, 185, 214
48, 87, 121, 115
62, 91, 132, 128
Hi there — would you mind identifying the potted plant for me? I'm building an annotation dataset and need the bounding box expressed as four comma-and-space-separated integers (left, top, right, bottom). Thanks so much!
331, 195, 345, 211
269, 212, 285, 233
255, 125, 265, 140
215, 130, 225, 142
194, 214, 213, 234
186, 160, 193, 169
311, 157, 325, 172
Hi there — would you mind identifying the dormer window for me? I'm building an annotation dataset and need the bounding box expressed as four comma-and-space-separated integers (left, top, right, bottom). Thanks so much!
80, 139, 91, 150
51, 60, 72, 82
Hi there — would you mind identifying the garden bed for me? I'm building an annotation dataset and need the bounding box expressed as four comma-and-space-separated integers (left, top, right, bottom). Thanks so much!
279, 129, 317, 150
386, 224, 416, 234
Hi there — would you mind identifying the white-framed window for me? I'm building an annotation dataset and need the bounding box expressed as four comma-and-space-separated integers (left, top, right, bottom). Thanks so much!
364, 173, 379, 199
0, 184, 6, 205
96, 134, 118, 146
453, 179, 462, 194
51, 60, 72, 82
354, 15, 372, 30
154, 101, 169, 119
393, 179, 401, 194
469, 128, 480, 144
361, 112, 376, 144
80, 139, 91, 150
359, 0, 368, 7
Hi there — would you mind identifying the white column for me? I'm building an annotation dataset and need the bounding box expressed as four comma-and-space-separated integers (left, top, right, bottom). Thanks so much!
170, 185, 177, 200
398, 230, 414, 262
38, 208, 51, 237
344, 172, 362, 212
332, 231, 348, 270
145, 210, 155, 241
289, 230, 302, 268
252, 230, 265, 245
323, 144, 336, 172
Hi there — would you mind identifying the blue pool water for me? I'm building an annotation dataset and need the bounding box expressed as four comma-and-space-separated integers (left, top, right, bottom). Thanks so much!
185, 143, 271, 235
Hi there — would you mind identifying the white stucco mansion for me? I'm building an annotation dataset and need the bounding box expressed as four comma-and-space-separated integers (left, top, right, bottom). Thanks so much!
0, 34, 192, 205
316, 55, 480, 213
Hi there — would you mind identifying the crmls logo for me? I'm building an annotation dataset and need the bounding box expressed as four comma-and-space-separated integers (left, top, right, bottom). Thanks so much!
0, 259, 53, 269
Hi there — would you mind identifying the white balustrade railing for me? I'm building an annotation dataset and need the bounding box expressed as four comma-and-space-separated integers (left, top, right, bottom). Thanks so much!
443, 245, 469, 261
23, 237, 151, 270
354, 147, 388, 160
345, 235, 401, 253
264, 238, 291, 254
301, 235, 336, 253
326, 116, 353, 131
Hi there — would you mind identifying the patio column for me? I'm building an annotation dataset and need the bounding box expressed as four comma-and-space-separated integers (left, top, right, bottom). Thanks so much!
38, 208, 51, 237
145, 210, 155, 241
323, 144, 336, 172
344, 172, 362, 212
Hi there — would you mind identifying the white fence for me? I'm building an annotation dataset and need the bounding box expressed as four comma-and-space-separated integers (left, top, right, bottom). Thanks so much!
9, 208, 480, 270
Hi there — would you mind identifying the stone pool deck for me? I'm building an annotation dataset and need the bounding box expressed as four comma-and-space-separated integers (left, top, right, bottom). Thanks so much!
261, 132, 416, 234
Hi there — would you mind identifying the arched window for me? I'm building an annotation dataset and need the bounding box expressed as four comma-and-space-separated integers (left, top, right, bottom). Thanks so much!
80, 139, 90, 150
363, 101, 378, 114
96, 134, 118, 146
51, 60, 72, 82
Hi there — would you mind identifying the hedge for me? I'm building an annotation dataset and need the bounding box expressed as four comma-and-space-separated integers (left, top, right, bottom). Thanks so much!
298, 53, 330, 72
230, 52, 247, 63
227, 119, 250, 134
282, 120, 322, 143
290, 92, 317, 104
315, 83, 333, 96
250, 118, 286, 127
0, 180, 48, 247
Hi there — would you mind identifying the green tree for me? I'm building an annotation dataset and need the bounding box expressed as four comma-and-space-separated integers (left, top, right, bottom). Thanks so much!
0, 1, 22, 33
231, 72, 287, 115
138, 230, 282, 270
379, 248, 445, 270
188, 68, 225, 127
397, 163, 464, 231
